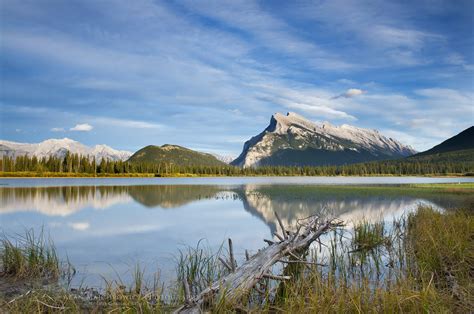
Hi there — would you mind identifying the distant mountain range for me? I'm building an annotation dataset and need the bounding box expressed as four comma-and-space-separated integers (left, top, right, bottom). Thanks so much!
1, 115, 472, 168
232, 112, 416, 167
0, 138, 132, 161
212, 154, 235, 164
128, 144, 227, 167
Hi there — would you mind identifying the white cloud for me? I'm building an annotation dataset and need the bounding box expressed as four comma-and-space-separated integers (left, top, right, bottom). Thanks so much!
70, 123, 93, 131
50, 127, 65, 132
333, 88, 365, 99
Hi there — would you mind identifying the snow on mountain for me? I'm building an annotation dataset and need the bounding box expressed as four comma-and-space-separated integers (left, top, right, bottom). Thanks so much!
0, 138, 132, 161
211, 153, 236, 164
232, 112, 417, 168
91, 144, 133, 161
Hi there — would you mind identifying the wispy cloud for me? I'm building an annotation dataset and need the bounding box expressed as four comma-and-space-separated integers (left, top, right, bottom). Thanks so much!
0, 0, 471, 154
286, 0, 447, 66
182, 0, 355, 71
93, 117, 163, 129
285, 102, 357, 120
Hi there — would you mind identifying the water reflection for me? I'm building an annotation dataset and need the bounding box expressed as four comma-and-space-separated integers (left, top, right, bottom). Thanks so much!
1, 184, 472, 286
0, 186, 132, 216
1, 184, 470, 230
0, 185, 224, 215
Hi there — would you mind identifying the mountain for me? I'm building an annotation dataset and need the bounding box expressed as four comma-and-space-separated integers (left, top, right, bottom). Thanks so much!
128, 144, 228, 167
414, 126, 474, 157
0, 138, 132, 161
232, 112, 416, 168
211, 153, 236, 164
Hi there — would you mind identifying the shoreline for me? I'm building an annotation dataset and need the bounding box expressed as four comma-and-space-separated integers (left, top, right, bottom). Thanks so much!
0, 173, 471, 179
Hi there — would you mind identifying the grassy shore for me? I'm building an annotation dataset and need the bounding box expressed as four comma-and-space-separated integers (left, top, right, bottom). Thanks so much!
1, 205, 473, 312
1, 171, 472, 178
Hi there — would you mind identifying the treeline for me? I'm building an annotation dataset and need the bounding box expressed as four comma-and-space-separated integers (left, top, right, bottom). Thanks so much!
1, 151, 473, 176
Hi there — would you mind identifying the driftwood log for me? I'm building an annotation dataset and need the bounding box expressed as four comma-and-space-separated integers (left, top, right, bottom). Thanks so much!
174, 214, 343, 313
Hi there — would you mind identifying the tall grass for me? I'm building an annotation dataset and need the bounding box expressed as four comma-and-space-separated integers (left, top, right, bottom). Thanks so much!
406, 207, 473, 309
173, 239, 226, 304
0, 228, 63, 280
268, 206, 473, 313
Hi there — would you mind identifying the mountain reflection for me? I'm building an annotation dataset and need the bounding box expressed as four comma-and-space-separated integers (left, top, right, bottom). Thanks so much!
127, 185, 224, 208
1, 185, 471, 229
0, 186, 132, 216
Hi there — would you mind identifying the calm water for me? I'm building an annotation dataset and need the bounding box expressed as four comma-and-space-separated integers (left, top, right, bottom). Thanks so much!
1, 177, 473, 287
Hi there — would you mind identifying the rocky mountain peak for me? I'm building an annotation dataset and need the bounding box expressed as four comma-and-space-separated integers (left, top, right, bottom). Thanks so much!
232, 112, 417, 168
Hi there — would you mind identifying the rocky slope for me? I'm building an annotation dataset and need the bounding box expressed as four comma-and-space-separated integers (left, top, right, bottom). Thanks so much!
232, 112, 416, 167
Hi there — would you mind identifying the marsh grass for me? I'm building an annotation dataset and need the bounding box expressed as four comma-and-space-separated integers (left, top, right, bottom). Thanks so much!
1, 206, 472, 313
406, 207, 473, 309
98, 263, 167, 312
266, 206, 473, 313
352, 220, 387, 252
0, 228, 65, 280
173, 239, 227, 304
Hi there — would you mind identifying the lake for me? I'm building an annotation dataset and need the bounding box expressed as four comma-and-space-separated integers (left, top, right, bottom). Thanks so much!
1, 176, 473, 288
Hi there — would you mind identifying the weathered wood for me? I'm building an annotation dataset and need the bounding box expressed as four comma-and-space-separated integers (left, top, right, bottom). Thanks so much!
174, 216, 342, 313
274, 211, 287, 239
228, 238, 236, 271
263, 239, 275, 245
218, 257, 232, 272
262, 273, 291, 281
278, 259, 326, 266
182, 278, 191, 305
273, 232, 284, 241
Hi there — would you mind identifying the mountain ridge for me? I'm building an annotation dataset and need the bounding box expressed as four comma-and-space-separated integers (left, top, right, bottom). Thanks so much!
0, 138, 132, 161
232, 112, 417, 168
414, 126, 474, 157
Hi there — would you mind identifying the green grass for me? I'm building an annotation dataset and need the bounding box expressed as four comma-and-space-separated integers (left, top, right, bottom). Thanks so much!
351, 220, 387, 252
0, 229, 63, 280
407, 182, 474, 192
175, 240, 226, 296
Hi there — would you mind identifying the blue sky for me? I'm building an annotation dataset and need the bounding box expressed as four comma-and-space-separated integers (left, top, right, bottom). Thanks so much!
0, 0, 473, 155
